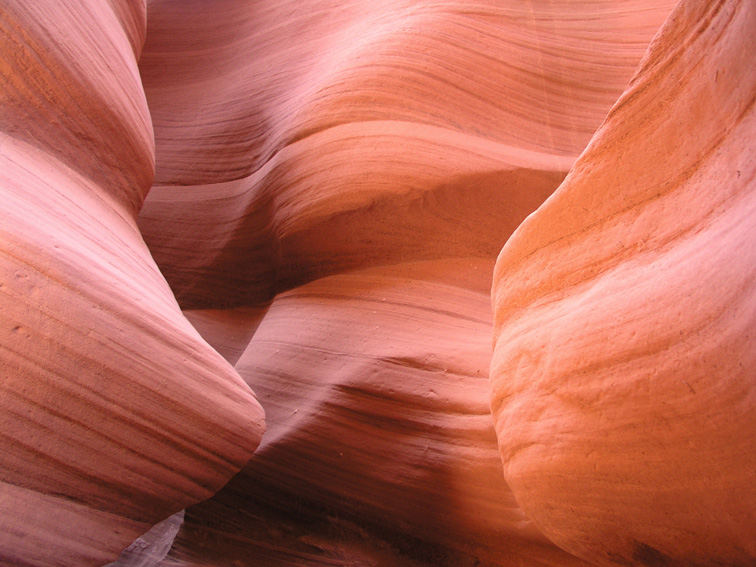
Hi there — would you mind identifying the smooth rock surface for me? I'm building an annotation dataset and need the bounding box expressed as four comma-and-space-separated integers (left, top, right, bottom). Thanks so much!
138, 0, 675, 308
0, 3, 264, 565
134, 1, 676, 565
490, 0, 756, 565
165, 261, 595, 566
7, 0, 747, 566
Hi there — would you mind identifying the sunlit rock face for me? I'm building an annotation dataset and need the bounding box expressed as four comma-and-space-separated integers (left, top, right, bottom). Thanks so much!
5, 0, 750, 566
490, 1, 756, 566
135, 1, 679, 566
138, 0, 676, 309
0, 2, 264, 566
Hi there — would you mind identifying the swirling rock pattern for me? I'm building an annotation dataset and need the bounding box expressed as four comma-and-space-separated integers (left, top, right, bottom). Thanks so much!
491, 0, 756, 565
171, 261, 594, 566
0, 2, 264, 566
137, 0, 675, 308
134, 0, 676, 566
5, 0, 747, 566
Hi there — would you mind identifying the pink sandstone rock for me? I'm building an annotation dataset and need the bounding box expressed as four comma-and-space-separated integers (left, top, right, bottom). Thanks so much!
490, 0, 756, 565
133, 1, 677, 565
0, 2, 264, 565
138, 0, 675, 308
6, 0, 749, 566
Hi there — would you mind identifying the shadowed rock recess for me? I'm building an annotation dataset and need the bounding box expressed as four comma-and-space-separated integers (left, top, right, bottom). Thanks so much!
0, 1, 752, 566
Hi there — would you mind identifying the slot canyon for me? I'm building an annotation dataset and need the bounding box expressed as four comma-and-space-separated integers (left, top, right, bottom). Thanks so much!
1, 1, 754, 566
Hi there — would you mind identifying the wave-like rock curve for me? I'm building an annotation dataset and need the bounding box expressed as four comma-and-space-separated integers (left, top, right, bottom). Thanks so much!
134, 1, 677, 566
0, 3, 264, 565
491, 1, 755, 565
5, 0, 750, 566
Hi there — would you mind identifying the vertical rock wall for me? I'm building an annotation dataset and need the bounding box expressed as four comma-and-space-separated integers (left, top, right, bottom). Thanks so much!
134, 1, 677, 565
4, 0, 750, 566
490, 1, 756, 565
0, 2, 264, 565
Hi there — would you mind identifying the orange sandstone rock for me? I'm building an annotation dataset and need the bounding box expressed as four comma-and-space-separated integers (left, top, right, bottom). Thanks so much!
138, 0, 675, 308
167, 261, 594, 566
135, 1, 675, 565
7, 0, 730, 565
490, 0, 756, 565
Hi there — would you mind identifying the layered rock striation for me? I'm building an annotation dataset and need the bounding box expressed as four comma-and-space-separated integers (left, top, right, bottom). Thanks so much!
134, 1, 676, 565
491, 0, 756, 565
3, 0, 752, 566
0, 3, 264, 565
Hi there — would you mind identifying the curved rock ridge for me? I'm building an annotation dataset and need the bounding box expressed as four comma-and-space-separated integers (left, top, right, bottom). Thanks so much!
0, 1, 152, 215
140, 0, 675, 186
138, 0, 675, 309
0, 2, 264, 566
490, 0, 756, 565
168, 260, 593, 566
134, 1, 676, 565
140, 123, 569, 307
